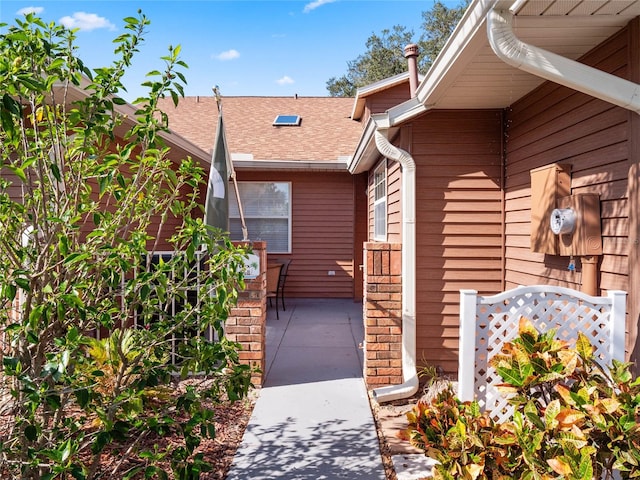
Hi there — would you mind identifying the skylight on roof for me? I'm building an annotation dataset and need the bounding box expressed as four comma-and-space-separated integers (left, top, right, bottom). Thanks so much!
273, 115, 301, 126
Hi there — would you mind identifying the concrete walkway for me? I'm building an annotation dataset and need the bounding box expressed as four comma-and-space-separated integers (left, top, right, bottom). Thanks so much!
226, 298, 386, 480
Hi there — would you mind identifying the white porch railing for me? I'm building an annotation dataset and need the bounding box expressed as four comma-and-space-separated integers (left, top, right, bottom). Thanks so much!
458, 285, 627, 423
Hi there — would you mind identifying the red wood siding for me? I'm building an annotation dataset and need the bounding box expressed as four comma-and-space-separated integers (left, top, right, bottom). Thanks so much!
2, 144, 186, 253
367, 161, 379, 241
369, 83, 412, 116
362, 83, 412, 125
353, 173, 368, 300
627, 18, 640, 367
3, 170, 22, 203
387, 160, 403, 242
236, 170, 357, 298
413, 110, 504, 374
504, 26, 631, 302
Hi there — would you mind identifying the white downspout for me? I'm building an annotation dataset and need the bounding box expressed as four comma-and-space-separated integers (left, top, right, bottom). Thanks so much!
371, 129, 419, 403
487, 8, 640, 114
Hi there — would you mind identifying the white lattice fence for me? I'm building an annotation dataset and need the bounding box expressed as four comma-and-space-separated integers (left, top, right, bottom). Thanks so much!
100, 251, 216, 366
458, 285, 626, 423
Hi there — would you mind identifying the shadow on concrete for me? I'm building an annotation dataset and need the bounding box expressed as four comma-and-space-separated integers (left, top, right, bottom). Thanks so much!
227, 415, 383, 479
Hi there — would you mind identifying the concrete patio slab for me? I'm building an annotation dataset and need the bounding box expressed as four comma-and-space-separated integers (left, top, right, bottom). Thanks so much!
226, 299, 385, 480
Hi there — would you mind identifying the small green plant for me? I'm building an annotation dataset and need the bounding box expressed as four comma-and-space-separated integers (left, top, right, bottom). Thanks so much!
404, 318, 640, 480
417, 358, 441, 387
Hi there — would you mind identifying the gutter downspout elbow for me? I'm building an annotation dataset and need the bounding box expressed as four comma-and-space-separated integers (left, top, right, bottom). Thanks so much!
371, 130, 419, 403
487, 8, 640, 115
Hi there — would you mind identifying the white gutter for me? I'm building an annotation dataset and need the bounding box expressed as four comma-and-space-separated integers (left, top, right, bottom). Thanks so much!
371, 129, 419, 403
231, 158, 350, 171
487, 7, 640, 114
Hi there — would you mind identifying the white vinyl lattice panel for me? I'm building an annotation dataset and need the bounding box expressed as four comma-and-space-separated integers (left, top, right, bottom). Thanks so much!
459, 286, 626, 424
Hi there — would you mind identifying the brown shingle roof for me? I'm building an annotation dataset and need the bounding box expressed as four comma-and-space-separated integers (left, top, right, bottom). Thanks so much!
157, 96, 363, 163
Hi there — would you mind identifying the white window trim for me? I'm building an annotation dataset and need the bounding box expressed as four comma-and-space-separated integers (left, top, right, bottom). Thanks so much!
373, 160, 387, 242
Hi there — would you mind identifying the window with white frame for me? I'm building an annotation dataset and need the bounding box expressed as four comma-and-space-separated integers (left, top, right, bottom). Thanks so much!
373, 161, 387, 241
229, 181, 291, 253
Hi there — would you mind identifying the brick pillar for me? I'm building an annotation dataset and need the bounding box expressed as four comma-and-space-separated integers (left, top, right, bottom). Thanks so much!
363, 242, 403, 388
226, 241, 267, 387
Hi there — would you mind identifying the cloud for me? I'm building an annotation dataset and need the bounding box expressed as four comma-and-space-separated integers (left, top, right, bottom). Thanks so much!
303, 0, 338, 13
276, 76, 295, 86
59, 12, 116, 32
214, 49, 240, 61
17, 6, 44, 15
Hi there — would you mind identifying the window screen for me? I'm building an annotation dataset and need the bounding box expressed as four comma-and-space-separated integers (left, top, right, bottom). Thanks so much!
229, 182, 291, 253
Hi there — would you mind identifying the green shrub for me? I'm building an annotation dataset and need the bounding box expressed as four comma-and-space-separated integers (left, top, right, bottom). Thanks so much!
403, 318, 640, 480
0, 12, 254, 479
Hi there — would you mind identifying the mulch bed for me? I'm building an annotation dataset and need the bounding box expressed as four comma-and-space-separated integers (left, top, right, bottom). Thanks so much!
0, 393, 256, 480
94, 396, 256, 479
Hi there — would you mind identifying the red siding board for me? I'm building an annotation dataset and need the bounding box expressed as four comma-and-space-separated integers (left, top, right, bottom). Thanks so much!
504, 23, 632, 345
237, 170, 357, 298
410, 110, 504, 374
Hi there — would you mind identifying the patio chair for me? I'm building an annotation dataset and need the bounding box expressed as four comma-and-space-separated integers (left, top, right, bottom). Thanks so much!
267, 260, 291, 320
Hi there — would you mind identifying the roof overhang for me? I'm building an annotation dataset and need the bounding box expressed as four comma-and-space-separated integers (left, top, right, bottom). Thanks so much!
351, 71, 425, 120
349, 116, 401, 174
52, 78, 211, 166
349, 0, 640, 173
231, 154, 351, 172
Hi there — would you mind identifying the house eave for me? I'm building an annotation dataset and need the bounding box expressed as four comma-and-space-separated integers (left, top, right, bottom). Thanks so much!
351, 71, 425, 121
348, 116, 400, 174
232, 157, 350, 172
53, 79, 211, 165
385, 97, 429, 128
350, 0, 640, 168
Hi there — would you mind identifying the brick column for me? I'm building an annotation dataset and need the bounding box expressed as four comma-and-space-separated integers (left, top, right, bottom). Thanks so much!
363, 242, 403, 388
226, 241, 267, 387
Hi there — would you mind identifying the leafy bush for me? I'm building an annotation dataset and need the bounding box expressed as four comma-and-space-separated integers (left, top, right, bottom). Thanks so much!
0, 12, 254, 480
403, 318, 640, 480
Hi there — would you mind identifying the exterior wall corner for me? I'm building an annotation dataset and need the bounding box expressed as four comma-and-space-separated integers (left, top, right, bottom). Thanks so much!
362, 242, 403, 388
227, 241, 267, 387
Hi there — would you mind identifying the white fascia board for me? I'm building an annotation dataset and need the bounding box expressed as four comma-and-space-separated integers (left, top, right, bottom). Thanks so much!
385, 97, 428, 127
348, 118, 378, 174
348, 115, 406, 174
232, 158, 350, 171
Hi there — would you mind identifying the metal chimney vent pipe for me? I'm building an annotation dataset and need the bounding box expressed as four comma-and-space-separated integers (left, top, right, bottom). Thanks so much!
404, 44, 419, 97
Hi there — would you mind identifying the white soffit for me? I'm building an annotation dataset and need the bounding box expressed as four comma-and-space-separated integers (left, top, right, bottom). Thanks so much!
420, 0, 640, 111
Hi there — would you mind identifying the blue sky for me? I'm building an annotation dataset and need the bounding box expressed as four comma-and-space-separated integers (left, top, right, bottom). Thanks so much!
1, 0, 455, 101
